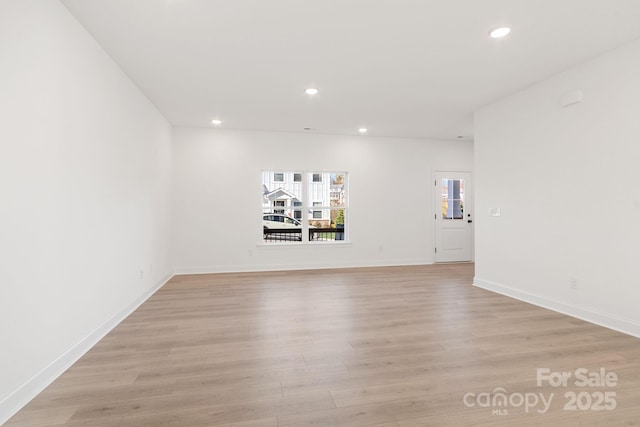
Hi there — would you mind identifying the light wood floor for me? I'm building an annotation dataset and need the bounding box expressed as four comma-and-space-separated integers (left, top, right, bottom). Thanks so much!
6, 264, 640, 426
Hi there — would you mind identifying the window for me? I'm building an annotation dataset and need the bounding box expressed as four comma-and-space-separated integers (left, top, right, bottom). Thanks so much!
273, 200, 285, 214
441, 179, 464, 219
262, 171, 347, 243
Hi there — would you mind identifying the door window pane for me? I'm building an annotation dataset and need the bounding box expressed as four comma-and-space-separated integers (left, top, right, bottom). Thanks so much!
441, 179, 464, 219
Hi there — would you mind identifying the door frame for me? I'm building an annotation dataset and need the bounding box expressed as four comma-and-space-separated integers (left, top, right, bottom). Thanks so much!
433, 170, 474, 263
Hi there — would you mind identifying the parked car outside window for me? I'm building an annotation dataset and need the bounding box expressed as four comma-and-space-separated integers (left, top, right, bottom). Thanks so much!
262, 214, 317, 241
262, 214, 302, 229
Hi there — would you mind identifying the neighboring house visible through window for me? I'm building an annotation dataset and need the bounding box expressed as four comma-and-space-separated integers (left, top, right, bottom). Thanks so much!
312, 202, 322, 220
262, 171, 347, 243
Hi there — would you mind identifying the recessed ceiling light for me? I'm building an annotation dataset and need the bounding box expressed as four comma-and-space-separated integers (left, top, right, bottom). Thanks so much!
489, 27, 511, 38
358, 128, 368, 134
305, 88, 319, 95
211, 119, 222, 125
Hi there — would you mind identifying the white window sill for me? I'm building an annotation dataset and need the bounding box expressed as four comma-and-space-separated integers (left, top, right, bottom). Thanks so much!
256, 241, 352, 249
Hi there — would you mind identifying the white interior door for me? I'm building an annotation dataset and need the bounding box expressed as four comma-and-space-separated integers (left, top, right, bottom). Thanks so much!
434, 171, 473, 262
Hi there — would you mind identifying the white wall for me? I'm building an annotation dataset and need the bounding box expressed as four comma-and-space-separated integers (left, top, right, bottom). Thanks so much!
172, 127, 473, 273
0, 0, 173, 421
474, 38, 640, 336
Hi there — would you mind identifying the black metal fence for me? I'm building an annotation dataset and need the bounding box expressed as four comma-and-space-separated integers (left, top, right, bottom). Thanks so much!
263, 228, 302, 242
263, 225, 345, 242
310, 226, 345, 241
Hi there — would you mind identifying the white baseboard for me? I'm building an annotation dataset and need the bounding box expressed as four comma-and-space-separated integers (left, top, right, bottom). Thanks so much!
174, 258, 434, 275
0, 271, 174, 426
473, 277, 640, 339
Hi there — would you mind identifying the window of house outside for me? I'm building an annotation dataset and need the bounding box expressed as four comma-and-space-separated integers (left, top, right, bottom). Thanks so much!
262, 171, 347, 243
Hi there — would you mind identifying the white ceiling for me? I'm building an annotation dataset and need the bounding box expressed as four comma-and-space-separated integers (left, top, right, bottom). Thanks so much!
60, 0, 640, 140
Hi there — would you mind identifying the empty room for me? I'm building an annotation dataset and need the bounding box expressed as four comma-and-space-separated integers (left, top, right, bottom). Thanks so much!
2, 0, 640, 426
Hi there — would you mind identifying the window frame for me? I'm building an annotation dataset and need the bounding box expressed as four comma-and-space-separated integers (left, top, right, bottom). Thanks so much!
261, 171, 348, 245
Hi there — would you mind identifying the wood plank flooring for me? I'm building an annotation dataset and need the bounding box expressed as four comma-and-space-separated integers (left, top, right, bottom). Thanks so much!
6, 264, 640, 426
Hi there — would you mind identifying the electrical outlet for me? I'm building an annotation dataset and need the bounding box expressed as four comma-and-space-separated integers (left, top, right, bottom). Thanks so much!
140, 270, 144, 280
570, 278, 579, 290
